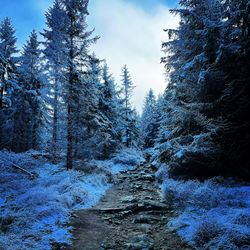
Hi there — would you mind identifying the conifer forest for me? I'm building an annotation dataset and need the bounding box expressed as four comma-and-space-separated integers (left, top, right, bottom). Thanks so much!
0, 0, 249, 249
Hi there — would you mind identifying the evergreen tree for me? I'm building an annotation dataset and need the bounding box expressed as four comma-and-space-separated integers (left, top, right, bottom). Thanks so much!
119, 65, 136, 147
62, 0, 98, 169
0, 18, 19, 149
155, 0, 223, 179
98, 62, 120, 157
41, 0, 68, 162
140, 89, 158, 148
74, 54, 102, 160
213, 0, 250, 177
12, 30, 43, 152
156, 0, 249, 179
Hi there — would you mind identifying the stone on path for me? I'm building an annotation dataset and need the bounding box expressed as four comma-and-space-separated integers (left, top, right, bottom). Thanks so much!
126, 234, 154, 250
69, 159, 193, 250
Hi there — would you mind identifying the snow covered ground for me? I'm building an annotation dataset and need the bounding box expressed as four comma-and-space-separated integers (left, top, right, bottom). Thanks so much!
156, 172, 250, 249
0, 148, 144, 249
94, 148, 145, 174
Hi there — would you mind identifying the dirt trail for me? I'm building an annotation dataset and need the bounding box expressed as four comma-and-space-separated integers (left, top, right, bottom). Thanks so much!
67, 161, 193, 250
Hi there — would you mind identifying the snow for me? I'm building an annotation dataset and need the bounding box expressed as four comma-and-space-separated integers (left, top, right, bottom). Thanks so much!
162, 178, 250, 249
174, 149, 185, 159
0, 197, 4, 208
109, 163, 135, 174
0, 148, 143, 249
94, 147, 145, 174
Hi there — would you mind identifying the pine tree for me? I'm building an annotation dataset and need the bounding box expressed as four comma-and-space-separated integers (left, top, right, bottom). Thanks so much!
41, 0, 68, 163
62, 0, 98, 169
97, 62, 120, 157
100, 62, 119, 129
156, 0, 223, 179
119, 65, 136, 147
213, 0, 250, 177
0, 18, 19, 149
140, 89, 158, 148
73, 54, 102, 160
12, 30, 43, 151
156, 0, 250, 179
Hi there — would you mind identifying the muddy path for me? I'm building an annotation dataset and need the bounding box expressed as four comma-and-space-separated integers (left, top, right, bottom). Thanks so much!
67, 161, 193, 250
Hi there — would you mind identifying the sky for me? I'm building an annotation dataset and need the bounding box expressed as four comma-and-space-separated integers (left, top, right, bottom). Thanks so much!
0, 0, 179, 113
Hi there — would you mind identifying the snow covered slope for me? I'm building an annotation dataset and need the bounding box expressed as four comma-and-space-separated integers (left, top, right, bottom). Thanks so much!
0, 149, 144, 249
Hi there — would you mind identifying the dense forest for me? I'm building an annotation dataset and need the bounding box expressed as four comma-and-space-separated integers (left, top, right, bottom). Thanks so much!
0, 0, 249, 249
0, 0, 139, 167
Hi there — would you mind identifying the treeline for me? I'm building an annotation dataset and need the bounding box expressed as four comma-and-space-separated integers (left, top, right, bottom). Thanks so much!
140, 0, 249, 180
0, 0, 139, 168
1, 0, 249, 179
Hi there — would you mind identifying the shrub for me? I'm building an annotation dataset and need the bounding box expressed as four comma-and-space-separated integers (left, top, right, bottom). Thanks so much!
163, 178, 250, 249
192, 217, 224, 247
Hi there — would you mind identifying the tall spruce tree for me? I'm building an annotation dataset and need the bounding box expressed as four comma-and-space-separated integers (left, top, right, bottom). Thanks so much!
73, 54, 102, 160
119, 65, 136, 147
213, 0, 250, 177
140, 89, 158, 148
156, 0, 223, 179
0, 18, 19, 149
155, 0, 249, 179
62, 0, 98, 169
12, 30, 43, 151
41, 0, 68, 163
97, 62, 120, 157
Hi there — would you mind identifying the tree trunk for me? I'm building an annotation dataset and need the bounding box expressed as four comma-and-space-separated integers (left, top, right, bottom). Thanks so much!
0, 87, 3, 146
67, 104, 73, 169
126, 117, 129, 147
52, 78, 58, 164
0, 87, 3, 109
66, 34, 74, 170
31, 103, 38, 150
32, 119, 37, 150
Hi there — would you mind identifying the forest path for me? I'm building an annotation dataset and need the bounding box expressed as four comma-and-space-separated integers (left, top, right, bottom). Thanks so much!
67, 160, 192, 250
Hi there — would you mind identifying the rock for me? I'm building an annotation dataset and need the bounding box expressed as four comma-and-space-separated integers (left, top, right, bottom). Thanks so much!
132, 216, 150, 224
116, 210, 132, 218
99, 204, 139, 214
138, 224, 151, 234
120, 196, 137, 203
145, 196, 153, 200
101, 242, 115, 249
138, 174, 154, 182
142, 200, 169, 210
126, 234, 154, 250
133, 184, 143, 190
133, 215, 161, 224
161, 216, 168, 222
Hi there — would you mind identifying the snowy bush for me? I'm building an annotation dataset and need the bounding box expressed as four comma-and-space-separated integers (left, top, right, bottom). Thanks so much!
155, 164, 169, 184
93, 148, 145, 175
0, 151, 113, 249
163, 178, 250, 249
111, 147, 144, 166
0, 148, 143, 249
192, 217, 225, 247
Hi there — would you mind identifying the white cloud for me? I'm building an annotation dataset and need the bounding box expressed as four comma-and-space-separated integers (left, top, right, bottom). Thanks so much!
88, 0, 179, 113
27, 0, 179, 113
